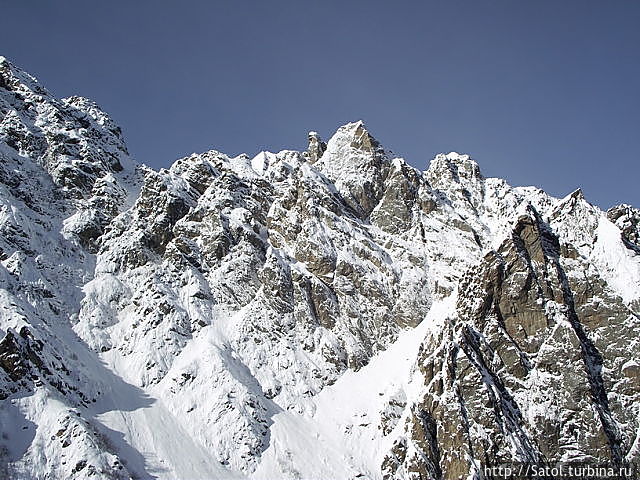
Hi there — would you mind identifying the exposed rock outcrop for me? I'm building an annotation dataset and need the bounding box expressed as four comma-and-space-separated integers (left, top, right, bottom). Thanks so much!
383, 210, 640, 479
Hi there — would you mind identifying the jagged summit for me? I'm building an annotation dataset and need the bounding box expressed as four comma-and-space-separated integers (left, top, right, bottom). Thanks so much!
310, 121, 396, 217
0, 55, 47, 95
1, 58, 639, 480
607, 203, 640, 251
1, 55, 139, 253
558, 187, 588, 205
305, 130, 326, 163
322, 120, 387, 159
0, 55, 131, 183
427, 151, 482, 183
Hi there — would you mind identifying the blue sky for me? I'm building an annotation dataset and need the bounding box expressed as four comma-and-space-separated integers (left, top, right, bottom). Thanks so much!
2, 1, 639, 208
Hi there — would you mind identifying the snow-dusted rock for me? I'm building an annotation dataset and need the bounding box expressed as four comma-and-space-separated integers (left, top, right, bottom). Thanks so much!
1, 56, 639, 479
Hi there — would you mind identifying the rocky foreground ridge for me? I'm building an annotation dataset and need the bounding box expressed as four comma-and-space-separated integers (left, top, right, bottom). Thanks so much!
0, 56, 639, 480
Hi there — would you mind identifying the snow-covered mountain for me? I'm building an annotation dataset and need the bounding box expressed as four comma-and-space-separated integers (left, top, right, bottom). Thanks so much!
1, 56, 638, 480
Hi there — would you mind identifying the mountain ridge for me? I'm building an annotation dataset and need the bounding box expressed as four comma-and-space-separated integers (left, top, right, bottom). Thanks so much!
1, 56, 639, 480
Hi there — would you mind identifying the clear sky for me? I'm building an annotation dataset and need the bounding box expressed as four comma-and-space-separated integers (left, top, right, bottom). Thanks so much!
2, 1, 639, 209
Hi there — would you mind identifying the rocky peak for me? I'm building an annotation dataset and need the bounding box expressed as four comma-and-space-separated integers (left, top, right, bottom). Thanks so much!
0, 56, 130, 200
424, 152, 485, 219
426, 152, 482, 186
607, 203, 640, 250
305, 131, 326, 163
344, 120, 383, 154
317, 120, 388, 164
569, 187, 584, 199
0, 55, 48, 99
548, 188, 601, 256
0, 55, 140, 253
314, 121, 392, 217
556, 188, 590, 214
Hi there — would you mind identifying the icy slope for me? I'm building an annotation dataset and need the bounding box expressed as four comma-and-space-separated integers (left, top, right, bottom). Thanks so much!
1, 56, 639, 479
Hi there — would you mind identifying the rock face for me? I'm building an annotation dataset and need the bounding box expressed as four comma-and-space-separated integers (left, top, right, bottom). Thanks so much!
608, 204, 640, 250
1, 56, 639, 480
383, 210, 639, 479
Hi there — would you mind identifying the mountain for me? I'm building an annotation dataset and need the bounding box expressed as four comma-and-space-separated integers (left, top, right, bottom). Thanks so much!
0, 56, 639, 480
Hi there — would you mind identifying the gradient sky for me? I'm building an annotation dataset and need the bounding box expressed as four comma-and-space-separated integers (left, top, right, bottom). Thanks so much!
2, 1, 639, 208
